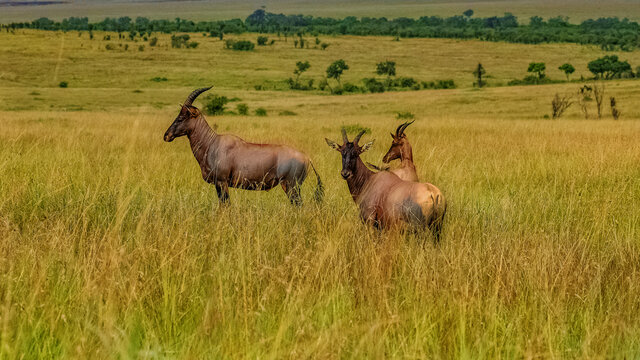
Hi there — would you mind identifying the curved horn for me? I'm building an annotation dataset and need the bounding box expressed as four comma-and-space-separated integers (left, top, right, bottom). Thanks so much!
394, 123, 404, 137
353, 129, 366, 145
398, 120, 415, 136
341, 128, 348, 144
184, 86, 213, 106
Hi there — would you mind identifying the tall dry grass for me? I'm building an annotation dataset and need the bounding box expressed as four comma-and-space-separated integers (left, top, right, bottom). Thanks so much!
2, 28, 640, 358
1, 103, 639, 358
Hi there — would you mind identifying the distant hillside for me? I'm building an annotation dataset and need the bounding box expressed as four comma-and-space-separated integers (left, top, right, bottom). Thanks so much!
2, 0, 640, 23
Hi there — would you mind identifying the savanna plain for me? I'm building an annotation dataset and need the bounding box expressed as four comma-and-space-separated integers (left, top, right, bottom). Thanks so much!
1, 27, 640, 359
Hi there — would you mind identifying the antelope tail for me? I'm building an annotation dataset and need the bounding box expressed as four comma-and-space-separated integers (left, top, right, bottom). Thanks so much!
309, 161, 324, 203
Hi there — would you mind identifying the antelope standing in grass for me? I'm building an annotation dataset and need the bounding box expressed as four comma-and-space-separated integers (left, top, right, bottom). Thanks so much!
382, 121, 419, 182
164, 86, 323, 205
325, 129, 446, 240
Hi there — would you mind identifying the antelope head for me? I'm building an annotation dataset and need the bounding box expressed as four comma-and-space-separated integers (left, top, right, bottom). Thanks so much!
325, 129, 374, 179
164, 86, 212, 142
382, 120, 414, 163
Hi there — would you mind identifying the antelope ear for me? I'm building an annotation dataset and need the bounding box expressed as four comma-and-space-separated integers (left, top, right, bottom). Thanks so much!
186, 106, 198, 116
325, 138, 340, 151
360, 140, 375, 153
390, 133, 395, 139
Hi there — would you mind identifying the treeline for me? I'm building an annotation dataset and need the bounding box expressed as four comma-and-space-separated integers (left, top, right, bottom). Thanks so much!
4, 10, 640, 51
5, 16, 246, 36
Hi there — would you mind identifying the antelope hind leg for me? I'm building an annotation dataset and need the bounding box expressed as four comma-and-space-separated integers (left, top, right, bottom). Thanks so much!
215, 183, 230, 205
281, 181, 303, 206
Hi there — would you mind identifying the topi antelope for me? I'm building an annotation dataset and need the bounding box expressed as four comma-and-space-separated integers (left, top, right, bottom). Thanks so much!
325, 129, 446, 240
381, 121, 419, 182
164, 86, 323, 205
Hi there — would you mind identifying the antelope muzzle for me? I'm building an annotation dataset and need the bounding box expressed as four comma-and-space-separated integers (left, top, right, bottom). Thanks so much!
163, 129, 175, 142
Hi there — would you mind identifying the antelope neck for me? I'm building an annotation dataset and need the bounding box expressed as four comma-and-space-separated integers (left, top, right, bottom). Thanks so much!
346, 157, 374, 202
399, 141, 414, 164
187, 115, 217, 166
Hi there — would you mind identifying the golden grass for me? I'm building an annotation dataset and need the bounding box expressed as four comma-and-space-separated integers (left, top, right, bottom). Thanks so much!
1, 30, 640, 358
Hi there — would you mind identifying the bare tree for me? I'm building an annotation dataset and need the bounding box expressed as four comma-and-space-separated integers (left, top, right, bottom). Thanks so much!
593, 81, 605, 119
552, 93, 573, 119
610, 97, 621, 120
473, 63, 486, 88
578, 85, 592, 119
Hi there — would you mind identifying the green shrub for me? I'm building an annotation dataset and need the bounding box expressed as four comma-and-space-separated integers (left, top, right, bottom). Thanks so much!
363, 78, 385, 93
342, 83, 361, 93
203, 94, 229, 115
341, 124, 371, 135
150, 77, 168, 82
396, 77, 417, 88
508, 76, 554, 86
257, 36, 268, 45
171, 34, 190, 48
171, 34, 198, 49
232, 40, 255, 51
421, 79, 456, 89
279, 110, 297, 116
58, 81, 68, 88
396, 111, 415, 120
138, 45, 145, 51
236, 103, 249, 115
254, 107, 267, 116
422, 81, 435, 89
287, 78, 315, 91
105, 44, 116, 50
435, 79, 456, 89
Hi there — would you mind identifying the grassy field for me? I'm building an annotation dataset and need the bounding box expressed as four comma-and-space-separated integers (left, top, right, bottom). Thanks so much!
2, 30, 640, 358
3, 0, 640, 23
2, 30, 640, 101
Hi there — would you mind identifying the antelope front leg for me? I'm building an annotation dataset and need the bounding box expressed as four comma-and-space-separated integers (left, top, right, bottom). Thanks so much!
215, 182, 230, 204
